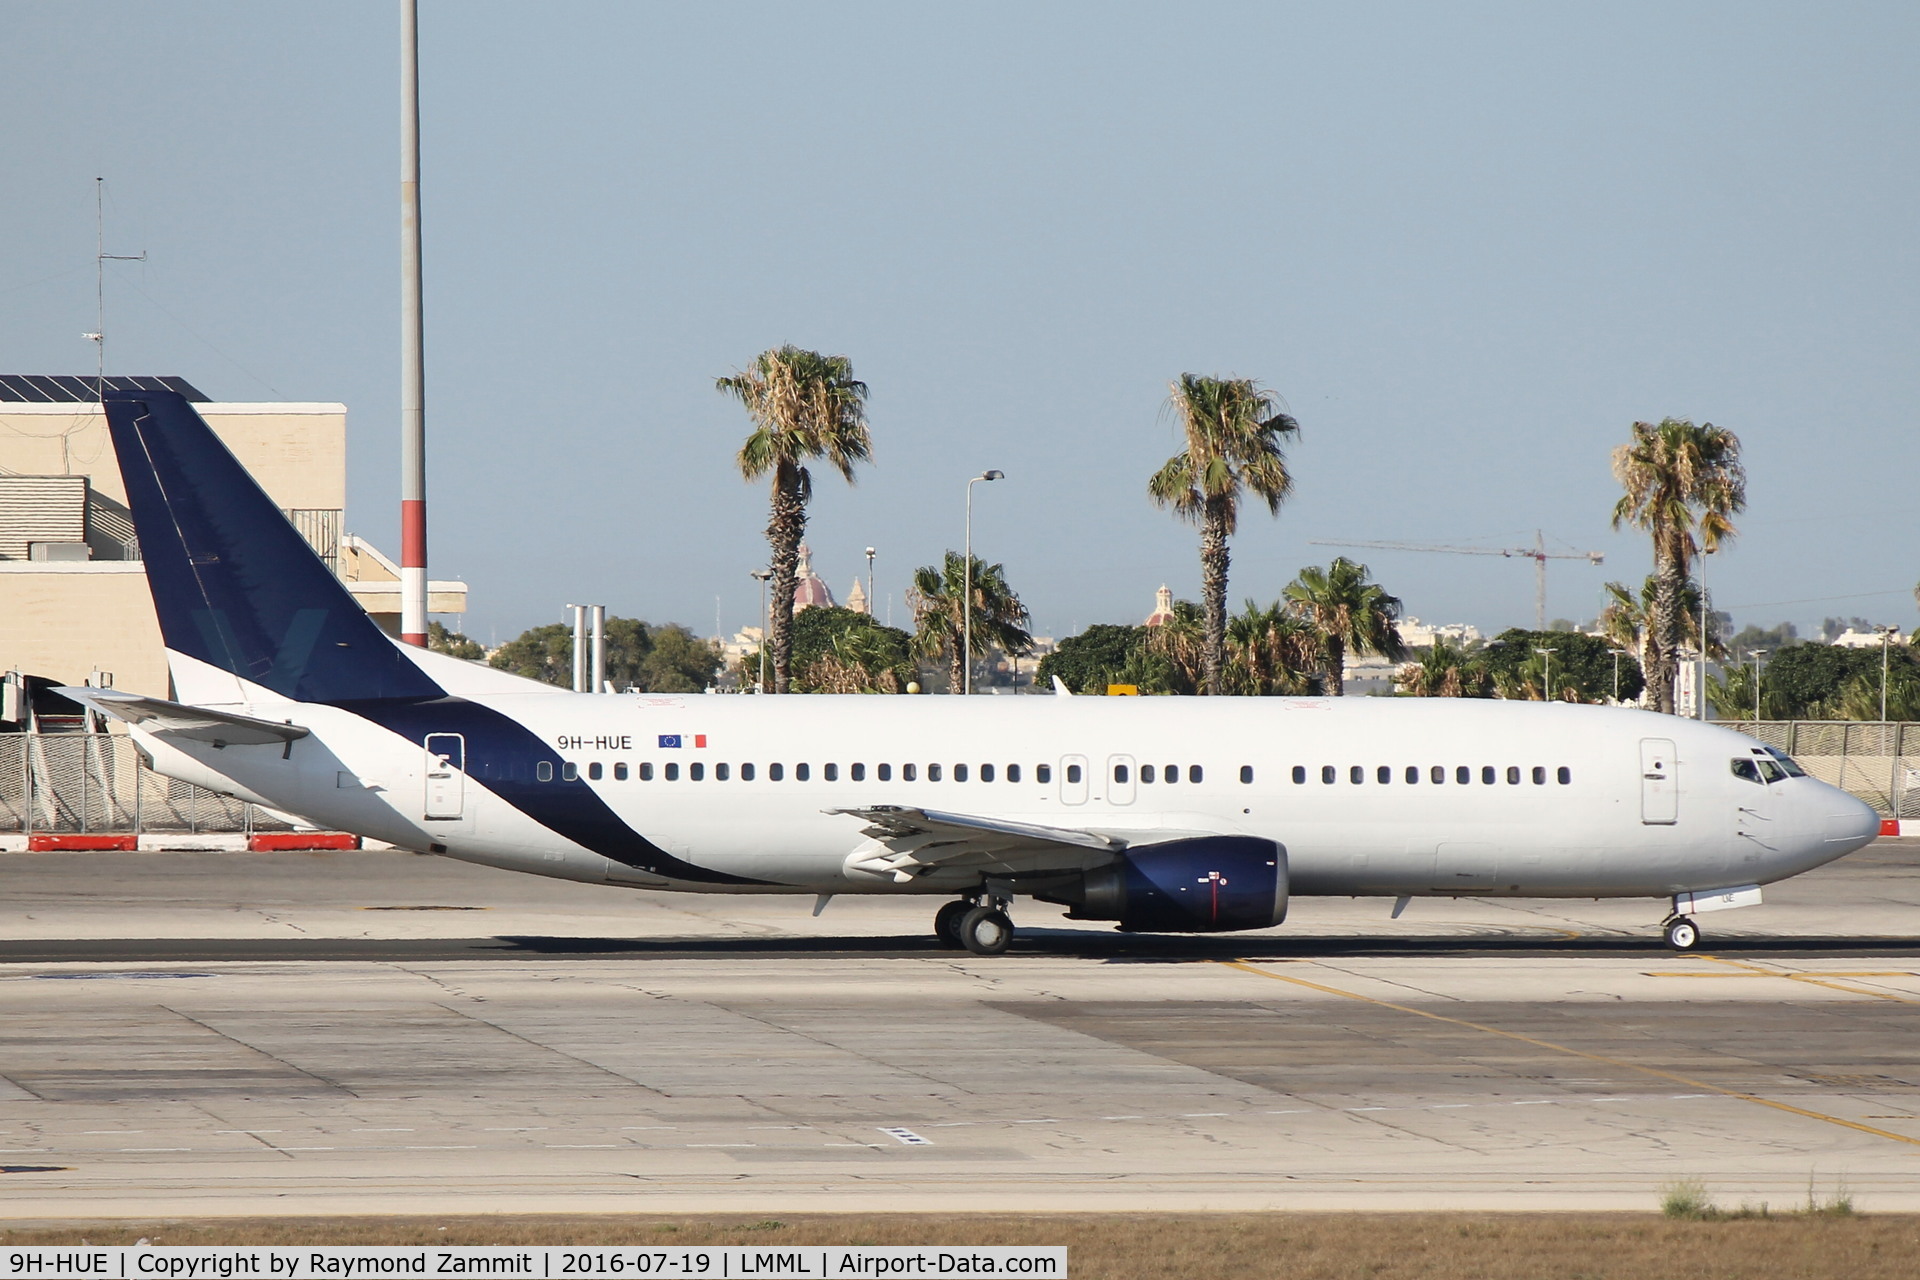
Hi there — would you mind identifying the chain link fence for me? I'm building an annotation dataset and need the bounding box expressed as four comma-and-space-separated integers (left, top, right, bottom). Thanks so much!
1734, 721, 1920, 819
0, 732, 296, 834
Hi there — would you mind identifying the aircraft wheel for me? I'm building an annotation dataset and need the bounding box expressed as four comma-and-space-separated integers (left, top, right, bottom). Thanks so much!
959, 906, 1014, 956
1665, 916, 1701, 950
933, 900, 972, 948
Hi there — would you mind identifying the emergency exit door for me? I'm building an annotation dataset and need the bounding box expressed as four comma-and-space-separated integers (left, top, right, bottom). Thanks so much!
425, 733, 466, 820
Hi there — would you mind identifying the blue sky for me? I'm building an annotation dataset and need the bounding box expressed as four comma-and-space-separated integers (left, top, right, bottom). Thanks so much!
5, 3, 1916, 645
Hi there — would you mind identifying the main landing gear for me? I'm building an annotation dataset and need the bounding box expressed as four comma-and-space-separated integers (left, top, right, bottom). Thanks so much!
934, 895, 1015, 956
1662, 914, 1702, 950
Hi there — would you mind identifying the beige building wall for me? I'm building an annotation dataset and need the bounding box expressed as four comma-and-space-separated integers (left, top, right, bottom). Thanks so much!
0, 563, 169, 695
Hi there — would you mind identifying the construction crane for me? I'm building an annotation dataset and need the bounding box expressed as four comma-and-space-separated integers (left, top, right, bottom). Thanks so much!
1307, 530, 1604, 631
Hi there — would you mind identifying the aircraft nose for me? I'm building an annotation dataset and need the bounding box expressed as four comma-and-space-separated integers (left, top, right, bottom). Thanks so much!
1821, 792, 1882, 854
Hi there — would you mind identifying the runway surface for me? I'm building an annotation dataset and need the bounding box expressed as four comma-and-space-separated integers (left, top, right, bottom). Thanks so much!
1, 842, 1917, 1215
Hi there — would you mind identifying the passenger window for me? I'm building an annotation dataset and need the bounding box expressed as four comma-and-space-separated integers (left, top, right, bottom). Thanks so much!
1322, 765, 1336, 784
1292, 766, 1307, 784
1065, 763, 1081, 784
1189, 765, 1202, 783
981, 763, 995, 782
1141, 764, 1156, 784
825, 763, 838, 781
1731, 758, 1763, 785
717, 762, 730, 781
562, 762, 579, 782
1036, 763, 1049, 783
536, 761, 553, 782
1531, 766, 1545, 785
1007, 764, 1020, 783
1456, 766, 1470, 784
1377, 766, 1391, 785
927, 763, 940, 781
878, 763, 892, 781
1350, 765, 1364, 785
904, 763, 918, 781
852, 763, 866, 781
1481, 766, 1495, 785
691, 762, 705, 782
796, 762, 810, 781
1505, 766, 1520, 785
1556, 766, 1571, 785
664, 762, 679, 781
614, 762, 629, 781
1432, 765, 1445, 784
1406, 766, 1419, 784
955, 763, 968, 782
1113, 763, 1129, 783
741, 762, 755, 781
588, 762, 603, 781
770, 763, 784, 781
639, 762, 654, 781
1239, 765, 1255, 784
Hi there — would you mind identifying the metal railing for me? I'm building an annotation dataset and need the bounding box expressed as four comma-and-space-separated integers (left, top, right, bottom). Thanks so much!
0, 732, 295, 835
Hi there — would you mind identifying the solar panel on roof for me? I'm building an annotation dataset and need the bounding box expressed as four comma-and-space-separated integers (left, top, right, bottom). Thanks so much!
0, 375, 207, 403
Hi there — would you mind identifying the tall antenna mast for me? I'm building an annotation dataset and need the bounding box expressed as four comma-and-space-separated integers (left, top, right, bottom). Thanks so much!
91, 177, 146, 404
398, 0, 429, 647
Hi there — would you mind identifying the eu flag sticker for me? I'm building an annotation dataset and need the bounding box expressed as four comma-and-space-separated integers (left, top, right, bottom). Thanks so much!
658, 734, 682, 748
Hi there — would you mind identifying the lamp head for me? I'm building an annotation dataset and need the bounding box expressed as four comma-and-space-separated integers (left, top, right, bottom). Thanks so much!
981, 469, 1004, 481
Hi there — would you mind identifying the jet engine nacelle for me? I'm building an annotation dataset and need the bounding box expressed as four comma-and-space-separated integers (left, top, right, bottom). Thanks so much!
1062, 836, 1288, 933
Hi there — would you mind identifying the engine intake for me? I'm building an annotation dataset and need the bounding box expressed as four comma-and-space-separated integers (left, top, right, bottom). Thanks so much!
1055, 836, 1288, 933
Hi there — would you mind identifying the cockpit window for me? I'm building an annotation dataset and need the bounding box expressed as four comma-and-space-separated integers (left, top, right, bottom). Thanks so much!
1757, 758, 1788, 784
1730, 758, 1763, 785
1763, 746, 1808, 778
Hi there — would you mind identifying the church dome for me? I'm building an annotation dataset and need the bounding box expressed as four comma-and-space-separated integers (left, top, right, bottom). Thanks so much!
793, 544, 837, 611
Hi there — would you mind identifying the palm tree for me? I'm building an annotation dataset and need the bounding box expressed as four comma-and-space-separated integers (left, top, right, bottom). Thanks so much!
1611, 418, 1745, 714
908, 552, 1033, 693
717, 346, 871, 692
1143, 599, 1208, 694
1396, 637, 1490, 698
1284, 557, 1407, 696
1148, 374, 1300, 695
1224, 599, 1322, 696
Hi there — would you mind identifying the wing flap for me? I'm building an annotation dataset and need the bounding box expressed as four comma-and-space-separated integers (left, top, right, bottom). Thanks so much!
56, 687, 309, 747
826, 805, 1127, 881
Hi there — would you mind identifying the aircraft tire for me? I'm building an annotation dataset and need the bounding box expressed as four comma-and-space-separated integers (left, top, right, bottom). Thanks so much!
959, 906, 1014, 956
933, 900, 972, 948
1665, 916, 1701, 950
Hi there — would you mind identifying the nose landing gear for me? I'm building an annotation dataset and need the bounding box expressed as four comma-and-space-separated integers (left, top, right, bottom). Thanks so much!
933, 894, 1015, 955
1662, 914, 1701, 950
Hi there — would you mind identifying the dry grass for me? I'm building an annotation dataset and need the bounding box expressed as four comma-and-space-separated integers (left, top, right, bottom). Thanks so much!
3, 1213, 1920, 1279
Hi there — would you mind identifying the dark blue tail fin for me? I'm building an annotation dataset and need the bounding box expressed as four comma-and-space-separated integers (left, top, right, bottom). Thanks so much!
104, 389, 442, 704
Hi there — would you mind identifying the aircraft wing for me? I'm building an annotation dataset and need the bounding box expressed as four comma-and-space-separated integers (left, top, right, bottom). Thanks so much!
826, 804, 1141, 881
55, 687, 310, 747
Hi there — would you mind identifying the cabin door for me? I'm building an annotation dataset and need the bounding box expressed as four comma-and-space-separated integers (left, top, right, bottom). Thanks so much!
1639, 738, 1677, 825
424, 733, 467, 821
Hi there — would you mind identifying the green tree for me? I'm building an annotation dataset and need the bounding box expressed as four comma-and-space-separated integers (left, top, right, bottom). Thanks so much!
908, 552, 1034, 693
1738, 641, 1920, 719
1729, 621, 1798, 654
1148, 374, 1300, 695
638, 624, 722, 692
1141, 599, 1207, 694
488, 616, 717, 691
1283, 558, 1407, 696
1611, 418, 1746, 714
1478, 629, 1644, 703
1035, 624, 1145, 694
427, 621, 484, 661
785, 606, 914, 693
1223, 599, 1322, 696
1396, 637, 1493, 698
718, 345, 872, 693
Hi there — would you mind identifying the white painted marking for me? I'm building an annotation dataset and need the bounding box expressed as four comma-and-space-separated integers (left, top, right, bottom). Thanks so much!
353, 1127, 415, 1132
118, 1148, 191, 1153
1181, 1112, 1230, 1117
1346, 1107, 1387, 1112
879, 1127, 931, 1145
401, 1145, 476, 1150
1513, 1100, 1555, 1106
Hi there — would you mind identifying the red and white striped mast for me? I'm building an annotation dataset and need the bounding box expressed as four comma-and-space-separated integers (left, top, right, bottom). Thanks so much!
398, 0, 428, 646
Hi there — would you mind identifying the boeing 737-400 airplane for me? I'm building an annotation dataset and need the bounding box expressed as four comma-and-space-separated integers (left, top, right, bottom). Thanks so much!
63, 390, 1881, 954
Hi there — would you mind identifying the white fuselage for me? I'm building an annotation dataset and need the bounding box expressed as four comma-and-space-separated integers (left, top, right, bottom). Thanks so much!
135, 679, 1881, 905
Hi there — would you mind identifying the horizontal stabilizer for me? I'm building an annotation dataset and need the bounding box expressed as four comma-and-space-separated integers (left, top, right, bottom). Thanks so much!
56, 687, 309, 747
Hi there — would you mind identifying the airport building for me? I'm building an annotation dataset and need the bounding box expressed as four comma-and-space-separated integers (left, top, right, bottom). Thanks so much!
0, 375, 466, 700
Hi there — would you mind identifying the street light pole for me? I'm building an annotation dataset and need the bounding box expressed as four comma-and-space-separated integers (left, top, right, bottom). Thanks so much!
865, 547, 876, 618
750, 570, 772, 694
1879, 626, 1898, 723
1610, 649, 1623, 703
963, 470, 1004, 694
1696, 550, 1712, 721
1534, 647, 1556, 703
1748, 649, 1765, 725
